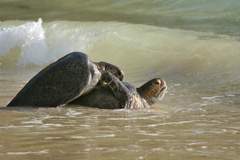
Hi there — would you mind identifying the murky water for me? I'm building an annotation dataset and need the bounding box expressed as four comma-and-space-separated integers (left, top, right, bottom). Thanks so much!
1, 0, 240, 159
1, 105, 239, 160
0, 67, 239, 160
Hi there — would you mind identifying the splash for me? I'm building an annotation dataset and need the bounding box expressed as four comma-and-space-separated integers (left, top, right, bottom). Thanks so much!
0, 19, 118, 67
0, 19, 49, 66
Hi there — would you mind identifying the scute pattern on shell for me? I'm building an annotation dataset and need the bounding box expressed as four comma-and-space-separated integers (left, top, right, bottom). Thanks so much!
7, 52, 100, 107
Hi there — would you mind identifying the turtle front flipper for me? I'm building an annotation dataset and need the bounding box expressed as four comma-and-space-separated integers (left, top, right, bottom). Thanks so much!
100, 72, 133, 108
95, 61, 124, 81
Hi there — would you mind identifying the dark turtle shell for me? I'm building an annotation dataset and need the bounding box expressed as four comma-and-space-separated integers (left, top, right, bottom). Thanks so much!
7, 52, 101, 107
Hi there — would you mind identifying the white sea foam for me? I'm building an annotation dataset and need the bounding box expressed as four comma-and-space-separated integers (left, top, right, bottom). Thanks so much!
0, 19, 240, 73
21, 119, 43, 125
0, 19, 97, 66
7, 150, 48, 155
0, 19, 49, 66
95, 134, 115, 138
65, 109, 82, 117
201, 96, 225, 100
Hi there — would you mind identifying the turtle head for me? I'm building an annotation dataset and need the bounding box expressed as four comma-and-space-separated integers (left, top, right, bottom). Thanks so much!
137, 78, 167, 105
96, 61, 124, 81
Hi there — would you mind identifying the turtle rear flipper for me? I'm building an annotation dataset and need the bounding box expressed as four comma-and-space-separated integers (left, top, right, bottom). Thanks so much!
71, 72, 130, 109
95, 61, 124, 81
100, 72, 133, 108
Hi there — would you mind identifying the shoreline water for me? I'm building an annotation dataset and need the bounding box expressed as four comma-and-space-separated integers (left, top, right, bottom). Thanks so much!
0, 1, 240, 160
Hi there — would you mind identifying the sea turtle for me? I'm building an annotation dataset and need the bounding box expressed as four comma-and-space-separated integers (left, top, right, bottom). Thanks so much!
7, 52, 124, 107
71, 72, 167, 109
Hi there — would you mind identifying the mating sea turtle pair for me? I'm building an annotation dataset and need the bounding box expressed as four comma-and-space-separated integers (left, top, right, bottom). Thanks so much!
7, 52, 167, 109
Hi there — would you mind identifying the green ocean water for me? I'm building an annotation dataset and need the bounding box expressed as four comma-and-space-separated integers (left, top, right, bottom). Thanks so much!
1, 0, 240, 36
0, 1, 240, 160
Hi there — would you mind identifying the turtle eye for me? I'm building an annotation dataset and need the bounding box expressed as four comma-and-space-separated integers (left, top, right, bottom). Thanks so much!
154, 80, 161, 85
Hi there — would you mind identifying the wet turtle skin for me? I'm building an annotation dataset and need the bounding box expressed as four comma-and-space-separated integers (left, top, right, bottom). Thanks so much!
71, 72, 167, 109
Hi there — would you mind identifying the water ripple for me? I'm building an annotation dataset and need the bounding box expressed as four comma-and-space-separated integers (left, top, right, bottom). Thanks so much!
7, 150, 48, 155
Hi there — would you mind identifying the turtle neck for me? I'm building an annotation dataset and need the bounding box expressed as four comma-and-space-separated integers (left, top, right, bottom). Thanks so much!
137, 83, 155, 105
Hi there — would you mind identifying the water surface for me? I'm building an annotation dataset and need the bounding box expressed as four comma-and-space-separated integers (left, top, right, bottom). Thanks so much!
0, 1, 240, 160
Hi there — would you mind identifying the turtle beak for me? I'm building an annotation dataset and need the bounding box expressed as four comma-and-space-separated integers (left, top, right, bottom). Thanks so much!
157, 80, 167, 101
